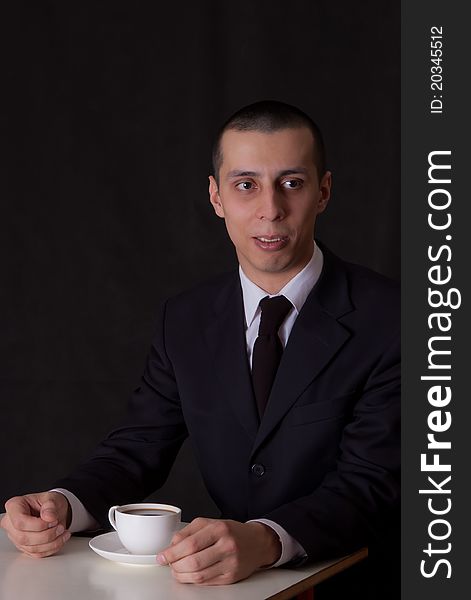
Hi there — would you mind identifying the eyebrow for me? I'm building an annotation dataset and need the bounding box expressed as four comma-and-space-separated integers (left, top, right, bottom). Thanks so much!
278, 168, 309, 177
226, 167, 309, 179
226, 170, 259, 179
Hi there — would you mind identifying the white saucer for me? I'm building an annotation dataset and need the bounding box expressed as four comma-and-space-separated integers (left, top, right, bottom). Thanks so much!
89, 532, 160, 565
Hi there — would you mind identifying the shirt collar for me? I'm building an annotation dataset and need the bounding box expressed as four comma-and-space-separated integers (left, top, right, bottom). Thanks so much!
239, 242, 324, 328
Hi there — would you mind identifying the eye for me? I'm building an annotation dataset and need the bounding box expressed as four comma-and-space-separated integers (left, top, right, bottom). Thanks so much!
281, 179, 303, 189
235, 181, 256, 191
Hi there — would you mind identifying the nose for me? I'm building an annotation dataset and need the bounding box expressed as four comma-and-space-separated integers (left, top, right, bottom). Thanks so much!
255, 186, 286, 221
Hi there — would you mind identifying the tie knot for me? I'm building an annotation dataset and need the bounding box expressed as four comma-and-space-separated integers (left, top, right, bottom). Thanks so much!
258, 295, 292, 335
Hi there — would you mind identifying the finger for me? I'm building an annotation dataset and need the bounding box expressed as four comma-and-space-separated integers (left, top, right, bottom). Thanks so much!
7, 513, 53, 533
4, 499, 51, 533
39, 499, 60, 525
17, 531, 71, 558
172, 559, 237, 585
169, 543, 220, 574
170, 517, 212, 544
159, 524, 218, 565
7, 524, 68, 548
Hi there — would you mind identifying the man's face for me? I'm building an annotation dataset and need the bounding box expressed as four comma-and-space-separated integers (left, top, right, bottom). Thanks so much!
209, 127, 331, 292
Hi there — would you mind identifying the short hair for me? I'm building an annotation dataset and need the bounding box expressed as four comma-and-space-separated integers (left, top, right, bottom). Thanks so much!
212, 100, 326, 183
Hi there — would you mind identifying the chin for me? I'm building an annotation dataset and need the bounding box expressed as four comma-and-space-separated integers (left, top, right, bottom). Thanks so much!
257, 258, 293, 274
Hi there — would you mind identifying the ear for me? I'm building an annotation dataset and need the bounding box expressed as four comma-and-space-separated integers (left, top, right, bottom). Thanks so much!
317, 170, 332, 213
209, 175, 225, 218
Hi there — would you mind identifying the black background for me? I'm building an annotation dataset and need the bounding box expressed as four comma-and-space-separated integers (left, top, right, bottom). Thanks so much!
0, 1, 399, 521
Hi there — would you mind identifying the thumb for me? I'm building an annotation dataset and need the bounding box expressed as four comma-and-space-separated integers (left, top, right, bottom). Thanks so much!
39, 498, 59, 525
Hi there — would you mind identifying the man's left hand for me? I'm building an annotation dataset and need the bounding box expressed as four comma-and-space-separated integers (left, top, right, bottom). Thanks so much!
157, 517, 282, 585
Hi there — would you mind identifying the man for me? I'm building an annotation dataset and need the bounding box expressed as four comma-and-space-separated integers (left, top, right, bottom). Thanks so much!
1, 101, 400, 596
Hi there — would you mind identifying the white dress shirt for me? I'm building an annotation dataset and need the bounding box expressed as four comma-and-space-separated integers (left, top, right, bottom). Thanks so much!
54, 242, 324, 567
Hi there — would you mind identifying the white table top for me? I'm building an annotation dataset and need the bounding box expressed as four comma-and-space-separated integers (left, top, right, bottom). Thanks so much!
0, 527, 367, 600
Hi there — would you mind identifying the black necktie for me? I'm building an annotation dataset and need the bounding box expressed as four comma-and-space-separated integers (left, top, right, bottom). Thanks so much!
252, 295, 292, 418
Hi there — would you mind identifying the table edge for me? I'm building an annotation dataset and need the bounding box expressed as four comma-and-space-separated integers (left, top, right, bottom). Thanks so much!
264, 547, 369, 600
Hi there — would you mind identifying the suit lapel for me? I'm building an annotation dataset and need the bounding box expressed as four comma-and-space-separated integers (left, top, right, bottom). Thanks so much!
251, 249, 354, 456
204, 274, 259, 442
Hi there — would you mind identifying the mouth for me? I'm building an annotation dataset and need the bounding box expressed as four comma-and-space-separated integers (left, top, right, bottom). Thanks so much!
253, 235, 289, 251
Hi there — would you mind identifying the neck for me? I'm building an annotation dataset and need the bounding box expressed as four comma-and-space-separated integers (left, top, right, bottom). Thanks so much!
242, 254, 313, 295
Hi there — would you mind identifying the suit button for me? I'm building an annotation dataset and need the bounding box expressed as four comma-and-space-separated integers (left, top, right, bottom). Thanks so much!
251, 463, 265, 477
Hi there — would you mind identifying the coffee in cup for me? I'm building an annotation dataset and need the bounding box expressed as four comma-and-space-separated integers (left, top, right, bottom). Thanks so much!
108, 503, 181, 555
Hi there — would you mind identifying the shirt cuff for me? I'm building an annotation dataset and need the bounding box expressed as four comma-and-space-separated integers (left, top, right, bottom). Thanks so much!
50, 488, 100, 533
248, 518, 307, 567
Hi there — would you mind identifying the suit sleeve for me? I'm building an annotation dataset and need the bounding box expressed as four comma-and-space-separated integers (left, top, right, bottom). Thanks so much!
263, 329, 400, 562
54, 300, 188, 528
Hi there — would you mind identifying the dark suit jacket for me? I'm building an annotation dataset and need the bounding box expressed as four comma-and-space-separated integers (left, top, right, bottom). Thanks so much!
56, 244, 400, 567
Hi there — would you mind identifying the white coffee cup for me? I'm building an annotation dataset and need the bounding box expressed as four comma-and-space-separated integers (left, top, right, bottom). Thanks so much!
108, 503, 181, 555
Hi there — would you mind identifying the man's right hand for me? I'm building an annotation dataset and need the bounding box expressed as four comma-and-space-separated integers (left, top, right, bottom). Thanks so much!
1, 491, 72, 558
